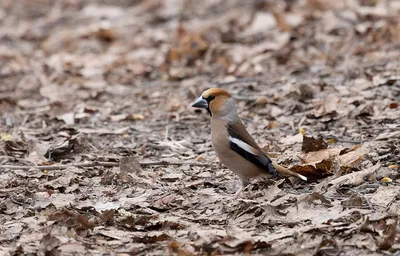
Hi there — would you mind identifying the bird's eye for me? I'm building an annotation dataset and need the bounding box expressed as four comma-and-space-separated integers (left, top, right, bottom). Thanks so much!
205, 95, 215, 102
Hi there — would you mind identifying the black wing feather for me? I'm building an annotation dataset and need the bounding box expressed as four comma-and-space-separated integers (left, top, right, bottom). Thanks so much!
228, 126, 281, 178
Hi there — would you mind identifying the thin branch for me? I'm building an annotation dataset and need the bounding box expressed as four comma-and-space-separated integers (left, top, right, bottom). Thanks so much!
0, 161, 210, 170
140, 161, 210, 167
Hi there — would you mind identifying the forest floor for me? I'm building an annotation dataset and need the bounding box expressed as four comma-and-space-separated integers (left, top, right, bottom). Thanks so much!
1, 0, 400, 255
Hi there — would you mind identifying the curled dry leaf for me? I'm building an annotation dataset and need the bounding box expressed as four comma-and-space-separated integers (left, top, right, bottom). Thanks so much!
291, 148, 341, 177
337, 145, 369, 168
292, 145, 369, 178
290, 158, 334, 178
328, 162, 381, 188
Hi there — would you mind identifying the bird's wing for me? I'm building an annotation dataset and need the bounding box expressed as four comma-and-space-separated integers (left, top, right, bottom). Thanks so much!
227, 121, 281, 177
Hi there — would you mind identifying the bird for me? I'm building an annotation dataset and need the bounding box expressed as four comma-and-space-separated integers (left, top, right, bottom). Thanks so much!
191, 88, 307, 198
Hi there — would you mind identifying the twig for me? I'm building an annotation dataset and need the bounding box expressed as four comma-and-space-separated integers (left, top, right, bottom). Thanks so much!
0, 161, 210, 170
140, 161, 210, 167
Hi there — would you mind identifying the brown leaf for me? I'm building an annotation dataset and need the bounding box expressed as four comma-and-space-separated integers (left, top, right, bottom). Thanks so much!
132, 232, 171, 243
294, 145, 368, 178
99, 209, 115, 225
95, 27, 118, 42
317, 236, 339, 255
305, 192, 332, 206
337, 145, 368, 168
118, 215, 155, 231
341, 195, 363, 209
77, 215, 96, 231
290, 158, 334, 178
302, 135, 328, 153
168, 240, 195, 256
39, 234, 61, 255
48, 210, 95, 231
378, 218, 398, 250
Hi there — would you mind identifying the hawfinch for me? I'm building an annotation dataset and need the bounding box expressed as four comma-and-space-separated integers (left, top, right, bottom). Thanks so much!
192, 88, 307, 198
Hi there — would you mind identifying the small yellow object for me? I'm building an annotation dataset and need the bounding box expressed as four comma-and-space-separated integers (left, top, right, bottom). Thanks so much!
1, 133, 12, 141
133, 114, 144, 120
327, 138, 337, 144
196, 155, 205, 161
43, 169, 48, 174
299, 127, 306, 135
162, 74, 169, 81
380, 177, 392, 183
123, 133, 129, 138
119, 209, 134, 217
388, 165, 398, 170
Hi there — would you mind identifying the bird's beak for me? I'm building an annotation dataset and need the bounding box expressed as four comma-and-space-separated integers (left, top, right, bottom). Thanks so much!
191, 96, 208, 109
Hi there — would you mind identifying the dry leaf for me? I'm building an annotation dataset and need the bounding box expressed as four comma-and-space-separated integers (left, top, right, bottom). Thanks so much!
302, 135, 328, 153
337, 145, 368, 167
329, 162, 381, 187
341, 195, 363, 209
298, 148, 342, 163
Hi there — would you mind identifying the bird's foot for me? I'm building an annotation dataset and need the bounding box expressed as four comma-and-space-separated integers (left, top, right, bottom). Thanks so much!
231, 184, 251, 199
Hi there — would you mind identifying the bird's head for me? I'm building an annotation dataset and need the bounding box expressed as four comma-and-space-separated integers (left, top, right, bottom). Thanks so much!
191, 88, 238, 120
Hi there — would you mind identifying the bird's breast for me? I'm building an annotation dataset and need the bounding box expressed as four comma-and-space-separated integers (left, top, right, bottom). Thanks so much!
210, 119, 264, 179
210, 119, 231, 160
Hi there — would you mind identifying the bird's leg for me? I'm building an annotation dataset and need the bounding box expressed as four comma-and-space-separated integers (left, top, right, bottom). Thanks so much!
232, 179, 250, 199
217, 160, 223, 168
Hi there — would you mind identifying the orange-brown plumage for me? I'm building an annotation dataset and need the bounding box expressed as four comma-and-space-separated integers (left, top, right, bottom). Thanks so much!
201, 88, 232, 99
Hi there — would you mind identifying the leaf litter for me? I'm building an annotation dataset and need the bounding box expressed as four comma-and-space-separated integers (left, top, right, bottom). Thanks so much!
1, 0, 400, 255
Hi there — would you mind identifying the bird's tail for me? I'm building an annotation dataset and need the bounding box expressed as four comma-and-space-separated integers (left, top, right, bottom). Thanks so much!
272, 162, 308, 181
